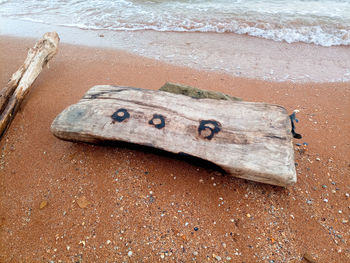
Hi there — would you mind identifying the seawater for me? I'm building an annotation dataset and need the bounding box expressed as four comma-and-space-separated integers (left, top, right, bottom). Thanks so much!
0, 0, 350, 47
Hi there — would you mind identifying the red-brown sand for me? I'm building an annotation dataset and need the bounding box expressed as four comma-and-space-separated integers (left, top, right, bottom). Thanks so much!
0, 36, 349, 262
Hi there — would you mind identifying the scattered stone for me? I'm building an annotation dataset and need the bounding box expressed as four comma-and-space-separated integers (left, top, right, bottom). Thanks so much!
323, 199, 328, 203
345, 193, 349, 198
194, 227, 199, 231
316, 157, 321, 161
160, 253, 165, 259
193, 251, 198, 256
222, 242, 227, 248
77, 196, 90, 209
39, 201, 48, 209
149, 195, 155, 203
342, 219, 348, 224
226, 257, 232, 261
66, 246, 70, 251
128, 251, 133, 257
321, 185, 327, 189
79, 240, 86, 247
303, 252, 317, 263
106, 240, 111, 245
212, 254, 222, 261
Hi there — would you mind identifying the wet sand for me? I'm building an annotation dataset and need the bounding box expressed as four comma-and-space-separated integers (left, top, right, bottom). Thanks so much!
1, 17, 350, 83
0, 35, 350, 262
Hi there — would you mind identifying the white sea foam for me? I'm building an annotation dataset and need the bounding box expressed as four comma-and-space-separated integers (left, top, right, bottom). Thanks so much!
0, 0, 349, 46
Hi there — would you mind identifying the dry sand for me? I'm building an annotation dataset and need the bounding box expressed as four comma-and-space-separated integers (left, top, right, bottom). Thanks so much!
0, 35, 350, 262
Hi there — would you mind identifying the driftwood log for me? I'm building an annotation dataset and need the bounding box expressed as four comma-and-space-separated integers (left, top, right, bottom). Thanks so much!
51, 85, 297, 187
0, 32, 60, 138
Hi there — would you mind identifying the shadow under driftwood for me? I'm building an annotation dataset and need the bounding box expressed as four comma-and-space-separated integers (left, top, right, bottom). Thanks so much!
65, 137, 287, 194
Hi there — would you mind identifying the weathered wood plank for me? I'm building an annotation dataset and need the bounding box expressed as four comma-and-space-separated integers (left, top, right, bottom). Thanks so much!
0, 32, 60, 139
51, 85, 296, 186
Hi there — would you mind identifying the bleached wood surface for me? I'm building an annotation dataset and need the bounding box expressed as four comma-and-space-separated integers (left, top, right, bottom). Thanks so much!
0, 32, 59, 138
51, 85, 296, 186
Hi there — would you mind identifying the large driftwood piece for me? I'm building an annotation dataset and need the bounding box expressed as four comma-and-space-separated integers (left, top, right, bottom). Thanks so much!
0, 32, 60, 138
51, 85, 297, 186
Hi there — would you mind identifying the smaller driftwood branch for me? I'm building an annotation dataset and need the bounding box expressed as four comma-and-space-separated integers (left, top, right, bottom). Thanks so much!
0, 32, 60, 139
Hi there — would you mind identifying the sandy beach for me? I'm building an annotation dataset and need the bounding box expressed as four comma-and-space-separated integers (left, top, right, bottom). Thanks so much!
0, 34, 350, 262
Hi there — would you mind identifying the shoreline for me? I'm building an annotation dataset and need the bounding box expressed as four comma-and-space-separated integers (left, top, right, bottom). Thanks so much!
1, 16, 350, 83
1, 35, 350, 262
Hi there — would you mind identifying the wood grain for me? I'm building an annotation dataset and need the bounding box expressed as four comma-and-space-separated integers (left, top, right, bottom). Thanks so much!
51, 85, 296, 186
0, 32, 59, 139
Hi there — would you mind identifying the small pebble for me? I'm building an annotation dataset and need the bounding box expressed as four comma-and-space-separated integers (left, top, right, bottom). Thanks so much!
194, 227, 199, 231
342, 219, 348, 224
306, 200, 313, 205
345, 193, 349, 198
160, 253, 165, 259
106, 240, 111, 245
322, 185, 327, 189
213, 254, 222, 261
323, 198, 328, 203
193, 251, 198, 256
316, 157, 321, 161
226, 257, 232, 261
128, 251, 133, 257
